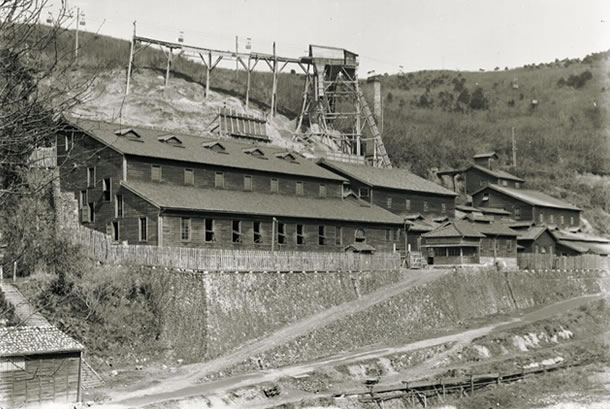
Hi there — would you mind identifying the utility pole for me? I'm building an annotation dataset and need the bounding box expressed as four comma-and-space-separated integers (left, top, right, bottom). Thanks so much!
126, 21, 136, 95
235, 36, 239, 79
74, 7, 80, 59
271, 42, 278, 117
511, 127, 517, 167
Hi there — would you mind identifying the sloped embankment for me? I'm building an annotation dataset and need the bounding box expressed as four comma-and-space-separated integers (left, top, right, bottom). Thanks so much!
211, 268, 601, 378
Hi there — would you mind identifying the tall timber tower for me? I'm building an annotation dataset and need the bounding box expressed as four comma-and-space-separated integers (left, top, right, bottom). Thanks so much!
294, 45, 392, 168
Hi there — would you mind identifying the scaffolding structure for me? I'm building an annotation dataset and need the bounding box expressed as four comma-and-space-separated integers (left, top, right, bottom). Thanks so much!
124, 25, 391, 167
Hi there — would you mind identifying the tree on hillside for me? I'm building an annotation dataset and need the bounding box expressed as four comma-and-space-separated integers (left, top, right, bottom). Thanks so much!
0, 0, 92, 206
469, 87, 489, 110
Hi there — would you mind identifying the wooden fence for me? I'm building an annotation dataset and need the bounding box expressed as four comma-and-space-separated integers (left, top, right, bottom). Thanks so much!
67, 225, 401, 272
517, 253, 609, 271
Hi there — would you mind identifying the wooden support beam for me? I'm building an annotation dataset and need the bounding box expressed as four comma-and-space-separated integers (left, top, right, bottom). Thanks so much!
236, 56, 248, 71
210, 55, 223, 71
271, 42, 278, 117
165, 48, 172, 87
125, 21, 136, 95
246, 57, 251, 110
205, 51, 212, 98
279, 60, 289, 73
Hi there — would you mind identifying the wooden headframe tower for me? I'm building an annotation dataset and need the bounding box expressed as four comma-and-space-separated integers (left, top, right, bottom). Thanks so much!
294, 45, 391, 168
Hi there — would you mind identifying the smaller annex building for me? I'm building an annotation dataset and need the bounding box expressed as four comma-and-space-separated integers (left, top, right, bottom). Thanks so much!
472, 184, 581, 229
421, 219, 518, 267
0, 326, 84, 407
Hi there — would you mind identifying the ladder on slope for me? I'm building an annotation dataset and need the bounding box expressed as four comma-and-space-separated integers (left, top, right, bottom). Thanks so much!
358, 90, 392, 168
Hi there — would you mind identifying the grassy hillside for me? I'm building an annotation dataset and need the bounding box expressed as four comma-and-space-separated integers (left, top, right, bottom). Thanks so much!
49, 28, 610, 233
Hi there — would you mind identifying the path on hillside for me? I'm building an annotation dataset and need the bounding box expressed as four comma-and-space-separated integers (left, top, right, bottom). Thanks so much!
0, 281, 50, 326
112, 292, 604, 408
109, 268, 449, 404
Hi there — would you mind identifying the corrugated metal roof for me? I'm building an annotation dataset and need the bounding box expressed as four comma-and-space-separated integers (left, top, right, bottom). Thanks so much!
319, 160, 457, 196
556, 240, 589, 253
477, 185, 581, 211
468, 165, 525, 182
66, 118, 346, 182
551, 230, 610, 243
473, 152, 498, 159
0, 327, 84, 357
122, 181, 404, 225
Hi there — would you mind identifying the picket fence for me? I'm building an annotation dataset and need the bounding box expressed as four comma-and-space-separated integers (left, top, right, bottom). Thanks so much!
517, 253, 609, 271
67, 225, 401, 272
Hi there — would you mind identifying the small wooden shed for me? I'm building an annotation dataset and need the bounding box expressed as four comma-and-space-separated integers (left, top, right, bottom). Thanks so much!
0, 326, 84, 407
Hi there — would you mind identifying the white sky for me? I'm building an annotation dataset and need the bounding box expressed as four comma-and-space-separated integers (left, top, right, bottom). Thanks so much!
54, 0, 610, 74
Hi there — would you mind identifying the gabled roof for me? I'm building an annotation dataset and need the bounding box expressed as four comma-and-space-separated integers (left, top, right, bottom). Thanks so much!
422, 220, 486, 239
474, 184, 581, 211
551, 230, 610, 243
121, 181, 404, 225
517, 226, 549, 241
471, 221, 519, 237
65, 118, 346, 182
318, 159, 457, 197
0, 326, 84, 357
467, 164, 525, 182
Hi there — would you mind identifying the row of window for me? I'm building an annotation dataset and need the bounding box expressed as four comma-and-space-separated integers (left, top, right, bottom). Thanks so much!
479, 180, 521, 188
178, 218, 354, 246
150, 165, 329, 197
538, 213, 575, 226
482, 238, 513, 252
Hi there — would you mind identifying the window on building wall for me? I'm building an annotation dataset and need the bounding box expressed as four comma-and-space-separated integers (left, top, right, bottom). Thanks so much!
112, 221, 119, 242
184, 169, 194, 185
539, 213, 544, 223
64, 134, 71, 152
151, 165, 161, 182
385, 229, 391, 242
336, 226, 342, 246
243, 175, 253, 191
515, 207, 521, 219
405, 199, 411, 211
396, 228, 401, 241
88, 202, 95, 223
215, 172, 224, 188
570, 216, 575, 225
102, 178, 111, 201
318, 225, 326, 245
423, 201, 429, 212
277, 222, 286, 244
181, 217, 191, 241
232, 220, 242, 243
482, 193, 489, 202
560, 215, 565, 225
386, 197, 392, 208
296, 182, 304, 196
359, 187, 370, 200
549, 214, 554, 224
115, 194, 123, 218
535, 245, 539, 253
296, 224, 304, 245
139, 217, 148, 242
541, 246, 547, 254
507, 239, 512, 251
355, 228, 366, 243
515, 182, 521, 188
441, 203, 447, 214
319, 184, 327, 198
253, 221, 262, 243
447, 247, 460, 257
502, 180, 508, 186
270, 178, 279, 193
79, 190, 87, 209
204, 219, 215, 242
87, 167, 96, 187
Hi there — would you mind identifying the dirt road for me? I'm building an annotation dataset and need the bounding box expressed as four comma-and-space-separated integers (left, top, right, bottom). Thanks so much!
107, 269, 448, 405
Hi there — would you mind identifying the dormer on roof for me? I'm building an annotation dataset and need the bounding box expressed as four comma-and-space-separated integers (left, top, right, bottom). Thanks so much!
114, 128, 141, 139
202, 141, 227, 154
473, 151, 498, 170
158, 135, 183, 146
243, 147, 267, 159
275, 151, 299, 163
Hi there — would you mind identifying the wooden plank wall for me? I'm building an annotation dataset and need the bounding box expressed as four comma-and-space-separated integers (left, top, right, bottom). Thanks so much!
517, 253, 609, 271
66, 224, 401, 272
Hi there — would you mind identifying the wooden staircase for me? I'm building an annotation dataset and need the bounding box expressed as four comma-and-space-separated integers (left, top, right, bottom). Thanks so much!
358, 90, 392, 168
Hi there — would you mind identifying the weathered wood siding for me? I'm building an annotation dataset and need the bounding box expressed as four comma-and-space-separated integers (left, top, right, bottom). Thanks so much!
464, 167, 520, 194
371, 188, 455, 218
479, 236, 517, 258
126, 156, 343, 199
0, 352, 81, 408
518, 230, 557, 254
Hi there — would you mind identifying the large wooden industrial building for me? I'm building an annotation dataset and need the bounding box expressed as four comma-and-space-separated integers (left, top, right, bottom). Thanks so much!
57, 118, 405, 253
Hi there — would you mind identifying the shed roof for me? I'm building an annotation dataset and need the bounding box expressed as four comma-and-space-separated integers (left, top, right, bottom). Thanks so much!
0, 326, 84, 357
121, 181, 404, 225
467, 165, 525, 183
475, 185, 581, 211
551, 230, 610, 243
473, 152, 498, 159
471, 221, 519, 237
65, 118, 346, 182
318, 160, 457, 196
